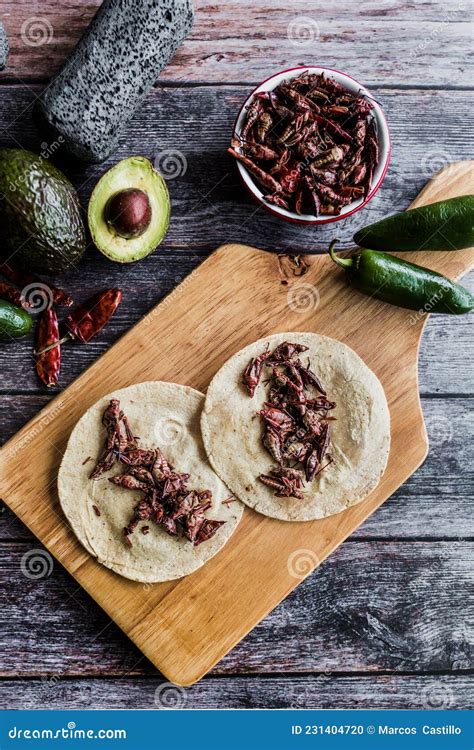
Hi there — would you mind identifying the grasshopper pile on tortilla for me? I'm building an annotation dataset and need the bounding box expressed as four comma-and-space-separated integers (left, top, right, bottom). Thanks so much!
59, 333, 390, 581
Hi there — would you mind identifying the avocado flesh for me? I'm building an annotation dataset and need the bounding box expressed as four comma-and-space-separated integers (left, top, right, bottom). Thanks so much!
0, 149, 86, 274
88, 156, 170, 263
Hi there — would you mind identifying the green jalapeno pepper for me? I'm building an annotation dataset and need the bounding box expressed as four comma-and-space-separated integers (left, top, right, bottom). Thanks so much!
328, 240, 474, 314
354, 195, 474, 252
0, 299, 33, 340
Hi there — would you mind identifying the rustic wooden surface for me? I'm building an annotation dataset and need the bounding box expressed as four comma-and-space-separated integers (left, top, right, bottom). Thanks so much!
0, 0, 472, 708
0, 167, 471, 687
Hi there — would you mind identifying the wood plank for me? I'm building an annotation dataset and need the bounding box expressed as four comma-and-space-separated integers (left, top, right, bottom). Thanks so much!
0, 275, 472, 396
0, 542, 471, 677
0, 0, 470, 707
0, 164, 472, 685
1, 1, 472, 86
0, 85, 472, 395
1, 397, 472, 540
0, 674, 471, 710
0, 86, 471, 254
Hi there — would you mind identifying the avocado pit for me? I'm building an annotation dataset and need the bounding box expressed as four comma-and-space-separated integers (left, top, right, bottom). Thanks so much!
105, 188, 152, 239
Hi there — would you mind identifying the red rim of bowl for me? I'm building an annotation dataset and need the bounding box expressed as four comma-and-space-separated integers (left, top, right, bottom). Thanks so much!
232, 65, 392, 226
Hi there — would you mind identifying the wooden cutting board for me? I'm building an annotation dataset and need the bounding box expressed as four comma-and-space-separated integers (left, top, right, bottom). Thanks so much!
0, 162, 473, 686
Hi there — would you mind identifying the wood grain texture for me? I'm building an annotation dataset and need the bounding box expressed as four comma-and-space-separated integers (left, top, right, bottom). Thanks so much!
0, 283, 472, 397
1, 542, 471, 678
0, 85, 472, 396
0, 0, 472, 710
0, 85, 471, 255
0, 1, 472, 86
0, 675, 471, 710
0, 165, 472, 685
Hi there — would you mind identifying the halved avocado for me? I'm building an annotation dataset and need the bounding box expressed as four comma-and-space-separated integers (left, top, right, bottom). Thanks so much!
88, 156, 170, 263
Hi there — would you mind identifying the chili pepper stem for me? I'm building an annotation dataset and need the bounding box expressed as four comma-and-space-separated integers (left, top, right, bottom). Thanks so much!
35, 332, 73, 356
328, 239, 354, 268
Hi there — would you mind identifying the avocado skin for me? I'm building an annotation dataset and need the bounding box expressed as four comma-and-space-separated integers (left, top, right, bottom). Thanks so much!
0, 299, 33, 340
0, 149, 86, 274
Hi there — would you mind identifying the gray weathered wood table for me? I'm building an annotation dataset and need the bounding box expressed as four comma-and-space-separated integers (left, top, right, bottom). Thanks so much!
0, 1, 472, 710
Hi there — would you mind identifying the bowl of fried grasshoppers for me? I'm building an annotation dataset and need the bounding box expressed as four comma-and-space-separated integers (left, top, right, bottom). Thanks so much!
229, 66, 391, 225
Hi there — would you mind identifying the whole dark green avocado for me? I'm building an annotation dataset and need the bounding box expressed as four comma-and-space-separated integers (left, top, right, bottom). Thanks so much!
0, 149, 86, 274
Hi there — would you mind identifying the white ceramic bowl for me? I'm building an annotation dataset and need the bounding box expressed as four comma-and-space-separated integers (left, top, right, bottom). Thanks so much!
233, 66, 391, 225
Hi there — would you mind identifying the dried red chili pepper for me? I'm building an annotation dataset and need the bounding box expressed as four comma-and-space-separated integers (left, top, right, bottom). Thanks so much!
35, 288, 123, 356
294, 188, 304, 215
350, 163, 367, 185
35, 308, 61, 387
0, 262, 73, 307
65, 288, 122, 343
302, 174, 321, 216
0, 281, 32, 308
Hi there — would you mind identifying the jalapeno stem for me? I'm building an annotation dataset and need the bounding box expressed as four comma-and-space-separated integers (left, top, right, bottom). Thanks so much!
328, 239, 354, 268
